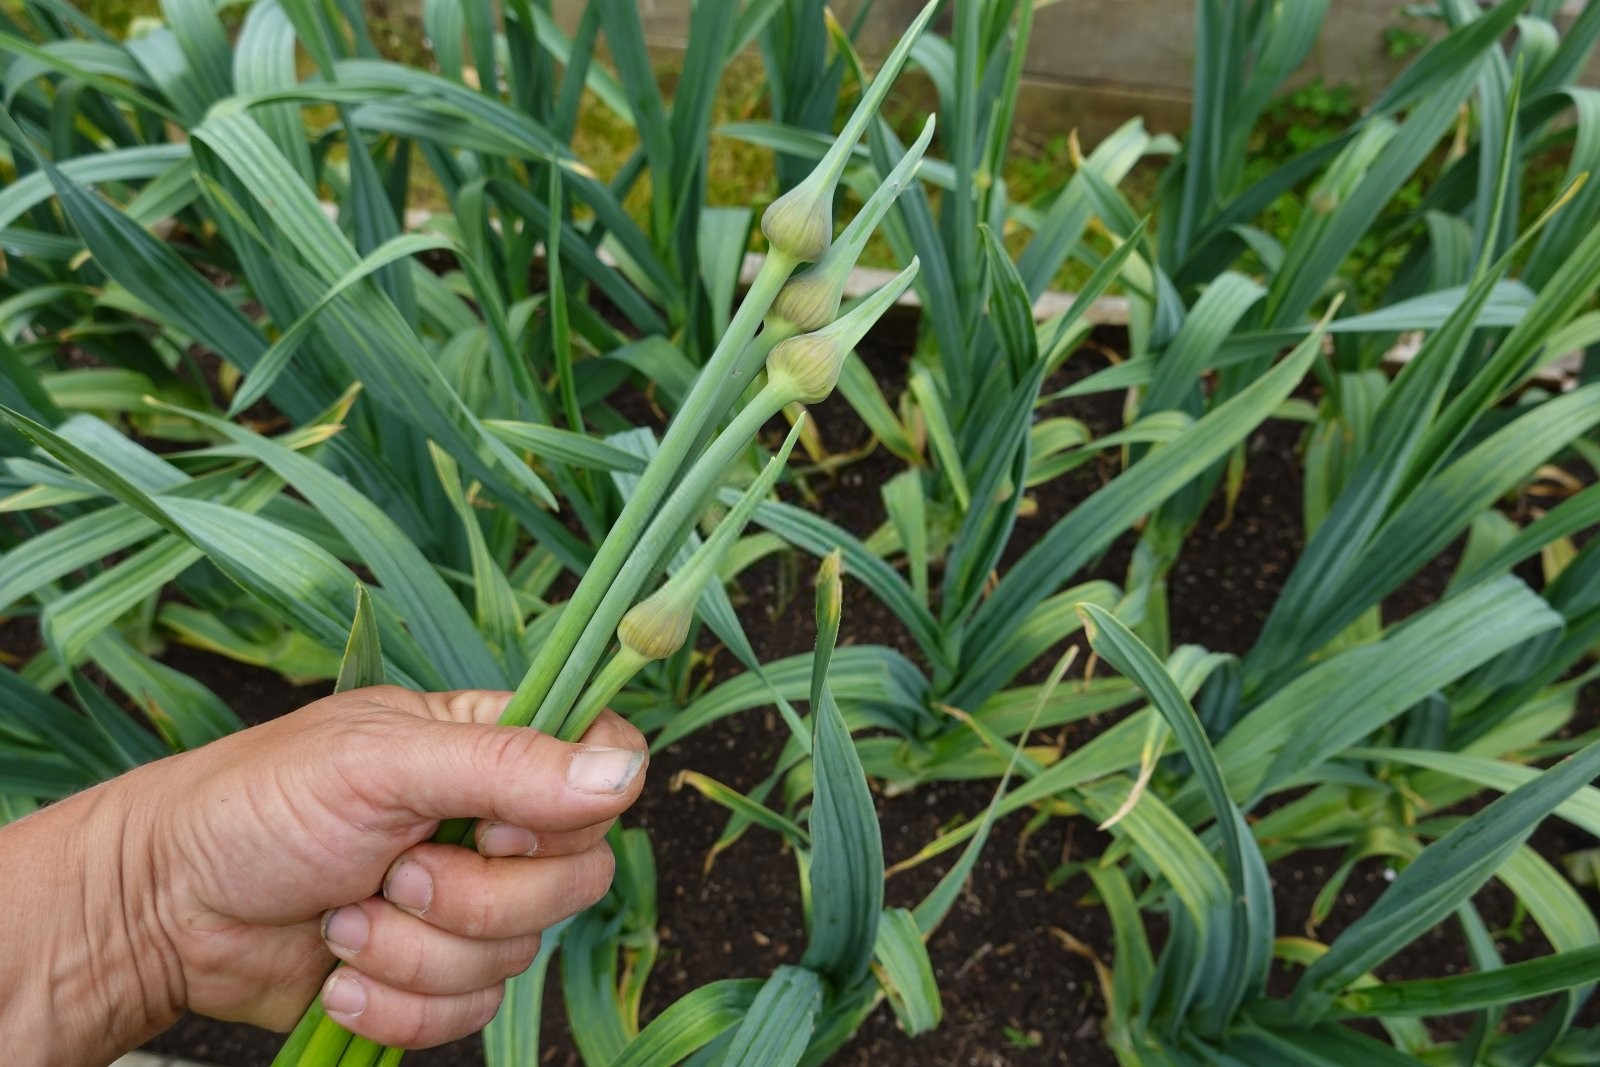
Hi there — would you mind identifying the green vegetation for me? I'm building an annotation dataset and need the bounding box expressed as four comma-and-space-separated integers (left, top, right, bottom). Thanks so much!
2, 1, 1599, 1065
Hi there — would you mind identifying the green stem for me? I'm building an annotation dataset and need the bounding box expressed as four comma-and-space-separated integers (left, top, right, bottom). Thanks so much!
299, 1012, 355, 1066
497, 252, 796, 729
708, 329, 793, 474
712, 323, 796, 437
529, 381, 793, 734
334, 1037, 384, 1067
561, 646, 651, 742
269, 1001, 331, 1067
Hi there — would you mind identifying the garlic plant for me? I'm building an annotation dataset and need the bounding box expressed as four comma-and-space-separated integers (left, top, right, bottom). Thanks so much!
0, 0, 901, 706
567, 419, 807, 740
13, 0, 1594, 1062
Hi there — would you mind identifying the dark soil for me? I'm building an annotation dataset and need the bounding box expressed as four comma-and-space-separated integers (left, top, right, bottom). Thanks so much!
10, 320, 1595, 1065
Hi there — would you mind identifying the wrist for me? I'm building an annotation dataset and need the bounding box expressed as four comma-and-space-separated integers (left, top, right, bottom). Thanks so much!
0, 769, 186, 1064
95, 769, 189, 1043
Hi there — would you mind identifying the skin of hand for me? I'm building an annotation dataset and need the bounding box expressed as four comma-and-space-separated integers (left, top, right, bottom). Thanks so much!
0, 686, 648, 1065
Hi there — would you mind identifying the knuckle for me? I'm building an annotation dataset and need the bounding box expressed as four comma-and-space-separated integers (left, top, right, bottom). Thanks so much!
458, 880, 499, 940
364, 684, 417, 705
414, 989, 495, 1048
473, 728, 568, 820
393, 1004, 432, 1050
345, 687, 421, 733
324, 710, 411, 792
474, 727, 546, 785
396, 989, 459, 1050
396, 928, 431, 991
443, 690, 479, 720
442, 689, 497, 723
330, 711, 396, 752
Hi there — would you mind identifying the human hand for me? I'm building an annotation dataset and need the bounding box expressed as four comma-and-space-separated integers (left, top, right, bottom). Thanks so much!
0, 686, 647, 1061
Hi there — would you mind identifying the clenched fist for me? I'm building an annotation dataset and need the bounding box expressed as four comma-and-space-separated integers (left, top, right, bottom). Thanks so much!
0, 686, 648, 1065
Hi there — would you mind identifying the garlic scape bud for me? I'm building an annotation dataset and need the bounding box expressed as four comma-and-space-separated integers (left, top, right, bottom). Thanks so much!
623, 416, 803, 657
815, 549, 843, 637
616, 588, 695, 662
761, 175, 837, 263
565, 421, 807, 738
808, 548, 845, 712
760, 0, 938, 261
769, 116, 937, 332
766, 257, 920, 404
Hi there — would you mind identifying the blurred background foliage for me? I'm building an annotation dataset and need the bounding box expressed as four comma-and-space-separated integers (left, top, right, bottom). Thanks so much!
51, 0, 1575, 301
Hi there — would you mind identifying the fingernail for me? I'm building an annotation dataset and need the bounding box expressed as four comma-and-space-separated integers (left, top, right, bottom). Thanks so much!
568, 746, 644, 795
384, 859, 433, 914
477, 822, 539, 857
322, 971, 367, 1017
322, 906, 369, 954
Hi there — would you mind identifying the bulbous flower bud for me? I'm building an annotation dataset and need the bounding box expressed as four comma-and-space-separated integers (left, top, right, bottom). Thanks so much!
769, 267, 843, 333
766, 330, 847, 404
760, 0, 936, 264
766, 117, 935, 333
758, 0, 936, 264
617, 587, 692, 661
765, 256, 921, 404
614, 422, 807, 665
761, 176, 835, 262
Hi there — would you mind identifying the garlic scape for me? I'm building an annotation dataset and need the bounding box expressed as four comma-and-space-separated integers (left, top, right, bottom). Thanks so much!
769, 116, 937, 333
511, 1, 941, 740
562, 419, 808, 738
759, 0, 940, 262
722, 120, 943, 426
766, 257, 921, 404
534, 259, 923, 739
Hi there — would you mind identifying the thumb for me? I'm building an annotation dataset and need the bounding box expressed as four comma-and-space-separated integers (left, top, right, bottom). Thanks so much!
351, 693, 648, 832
